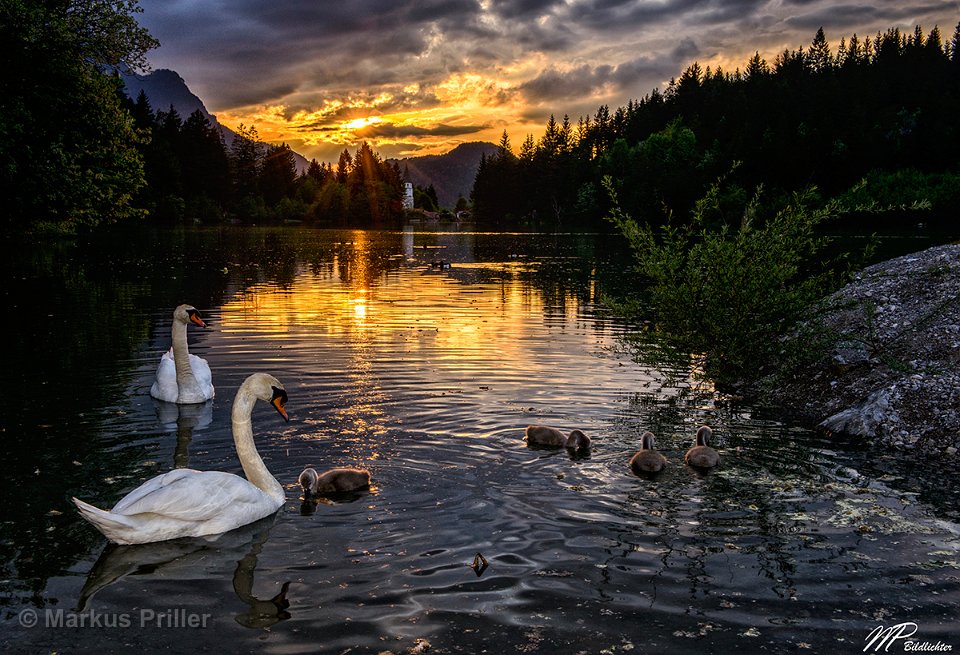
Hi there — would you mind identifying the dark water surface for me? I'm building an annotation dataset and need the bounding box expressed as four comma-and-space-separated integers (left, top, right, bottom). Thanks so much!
1, 227, 958, 654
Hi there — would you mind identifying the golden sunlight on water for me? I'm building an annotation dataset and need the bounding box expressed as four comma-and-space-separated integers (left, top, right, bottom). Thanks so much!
218, 258, 605, 379
205, 232, 667, 467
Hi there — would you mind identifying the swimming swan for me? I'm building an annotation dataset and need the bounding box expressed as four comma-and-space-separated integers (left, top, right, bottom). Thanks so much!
525, 425, 591, 450
629, 431, 667, 474
298, 466, 371, 496
150, 304, 215, 404
73, 373, 289, 544
684, 425, 720, 469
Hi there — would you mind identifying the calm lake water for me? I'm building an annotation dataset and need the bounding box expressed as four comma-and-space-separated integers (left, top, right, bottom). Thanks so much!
1, 226, 958, 654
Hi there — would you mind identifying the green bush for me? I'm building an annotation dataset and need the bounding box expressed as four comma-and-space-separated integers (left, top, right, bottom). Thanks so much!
838, 169, 951, 213
605, 175, 852, 387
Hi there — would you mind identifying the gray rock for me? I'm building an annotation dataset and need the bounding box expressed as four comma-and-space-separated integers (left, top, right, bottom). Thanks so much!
819, 388, 898, 438
768, 244, 960, 457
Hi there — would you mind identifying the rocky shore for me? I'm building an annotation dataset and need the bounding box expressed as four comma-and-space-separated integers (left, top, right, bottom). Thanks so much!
768, 243, 960, 457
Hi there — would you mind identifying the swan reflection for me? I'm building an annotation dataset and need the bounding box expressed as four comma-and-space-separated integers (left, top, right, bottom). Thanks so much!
76, 515, 291, 629
153, 399, 213, 468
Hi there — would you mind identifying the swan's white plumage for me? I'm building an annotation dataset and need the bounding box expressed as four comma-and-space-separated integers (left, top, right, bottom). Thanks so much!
73, 472, 278, 543
150, 304, 214, 404
74, 373, 288, 545
150, 349, 214, 403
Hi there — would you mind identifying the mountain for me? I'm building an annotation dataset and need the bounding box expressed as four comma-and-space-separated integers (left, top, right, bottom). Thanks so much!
392, 142, 497, 208
120, 69, 493, 193
121, 69, 212, 124
120, 69, 310, 174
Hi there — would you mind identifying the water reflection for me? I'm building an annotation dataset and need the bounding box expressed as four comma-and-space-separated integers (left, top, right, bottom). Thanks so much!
76, 516, 290, 629
299, 490, 371, 516
154, 400, 213, 468
231, 527, 292, 629
2, 227, 959, 654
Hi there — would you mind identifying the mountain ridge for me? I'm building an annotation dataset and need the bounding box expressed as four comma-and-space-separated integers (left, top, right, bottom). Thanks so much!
120, 69, 311, 173
121, 69, 492, 202
391, 141, 497, 207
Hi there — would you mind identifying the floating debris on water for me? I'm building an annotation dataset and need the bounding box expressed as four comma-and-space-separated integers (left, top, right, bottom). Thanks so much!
470, 552, 489, 577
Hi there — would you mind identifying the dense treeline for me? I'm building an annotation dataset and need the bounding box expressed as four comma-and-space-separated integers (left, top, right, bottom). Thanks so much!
472, 24, 960, 227
127, 91, 407, 226
1, 0, 410, 232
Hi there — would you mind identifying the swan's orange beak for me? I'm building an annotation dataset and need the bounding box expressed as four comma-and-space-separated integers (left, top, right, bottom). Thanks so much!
187, 309, 206, 328
270, 387, 289, 422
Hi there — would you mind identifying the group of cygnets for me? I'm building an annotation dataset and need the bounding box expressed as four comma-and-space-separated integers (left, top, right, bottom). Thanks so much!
525, 423, 720, 474
72, 304, 718, 547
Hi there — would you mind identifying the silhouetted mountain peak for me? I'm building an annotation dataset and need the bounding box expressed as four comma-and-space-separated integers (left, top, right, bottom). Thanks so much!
121, 68, 214, 122
392, 142, 498, 208
120, 68, 310, 173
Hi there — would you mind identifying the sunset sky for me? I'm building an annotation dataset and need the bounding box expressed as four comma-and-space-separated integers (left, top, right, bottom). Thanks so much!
137, 0, 958, 162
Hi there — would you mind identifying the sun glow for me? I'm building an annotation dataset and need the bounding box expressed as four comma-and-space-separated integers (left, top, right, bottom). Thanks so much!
214, 68, 534, 161
351, 293, 369, 320
341, 116, 384, 131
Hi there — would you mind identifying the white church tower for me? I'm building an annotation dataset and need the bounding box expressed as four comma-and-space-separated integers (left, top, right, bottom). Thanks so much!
403, 182, 414, 209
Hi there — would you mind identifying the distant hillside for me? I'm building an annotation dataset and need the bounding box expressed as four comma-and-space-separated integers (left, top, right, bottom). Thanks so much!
120, 69, 310, 174
393, 142, 497, 208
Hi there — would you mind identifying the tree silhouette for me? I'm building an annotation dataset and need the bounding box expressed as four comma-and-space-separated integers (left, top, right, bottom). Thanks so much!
471, 22, 960, 229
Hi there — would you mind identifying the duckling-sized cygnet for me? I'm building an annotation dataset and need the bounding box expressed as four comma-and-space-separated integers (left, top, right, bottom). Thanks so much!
299, 466, 371, 496
566, 429, 591, 450
684, 425, 720, 469
630, 431, 667, 474
524, 425, 591, 450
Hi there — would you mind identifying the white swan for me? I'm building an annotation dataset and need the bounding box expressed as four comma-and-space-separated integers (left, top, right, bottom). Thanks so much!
73, 373, 289, 544
150, 304, 215, 404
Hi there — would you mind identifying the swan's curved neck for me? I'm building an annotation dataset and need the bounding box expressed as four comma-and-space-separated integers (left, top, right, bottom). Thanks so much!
171, 320, 198, 384
232, 386, 285, 505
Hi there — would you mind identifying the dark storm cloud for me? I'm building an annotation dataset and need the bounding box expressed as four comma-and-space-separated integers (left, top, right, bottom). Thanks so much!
355, 122, 489, 139
567, 0, 712, 30
520, 52, 692, 103
613, 55, 689, 88
513, 19, 580, 52
520, 64, 615, 102
671, 37, 702, 61
686, 0, 774, 26
488, 0, 559, 19
782, 1, 959, 32
139, 0, 960, 143
140, 0, 484, 107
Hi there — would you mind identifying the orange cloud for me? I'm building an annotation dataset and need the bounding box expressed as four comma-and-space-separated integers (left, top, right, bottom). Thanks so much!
216, 71, 534, 160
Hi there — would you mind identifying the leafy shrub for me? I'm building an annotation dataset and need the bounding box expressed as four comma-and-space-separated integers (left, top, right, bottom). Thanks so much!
839, 168, 956, 213
605, 175, 854, 387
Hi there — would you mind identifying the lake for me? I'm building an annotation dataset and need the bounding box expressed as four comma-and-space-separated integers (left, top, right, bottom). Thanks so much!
1, 226, 958, 654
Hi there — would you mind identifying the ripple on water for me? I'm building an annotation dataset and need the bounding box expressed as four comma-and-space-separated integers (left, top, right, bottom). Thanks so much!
9, 231, 959, 655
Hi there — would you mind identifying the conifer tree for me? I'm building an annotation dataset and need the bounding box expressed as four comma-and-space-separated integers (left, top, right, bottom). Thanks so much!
808, 27, 832, 73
